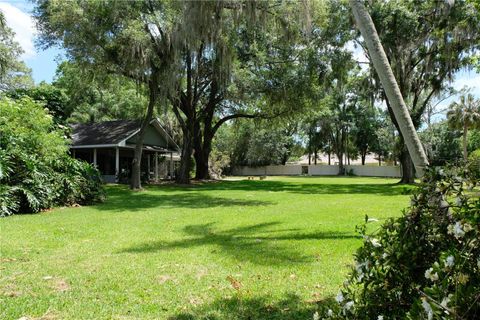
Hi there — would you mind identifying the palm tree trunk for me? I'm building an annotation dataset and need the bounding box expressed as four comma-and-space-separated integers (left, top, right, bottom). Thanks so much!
463, 124, 468, 161
349, 0, 429, 176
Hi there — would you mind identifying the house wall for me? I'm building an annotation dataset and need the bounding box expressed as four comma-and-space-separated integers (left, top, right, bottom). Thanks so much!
231, 165, 402, 178
127, 125, 168, 147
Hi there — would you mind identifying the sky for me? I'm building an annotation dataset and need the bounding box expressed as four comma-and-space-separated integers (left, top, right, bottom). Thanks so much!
1, 0, 479, 109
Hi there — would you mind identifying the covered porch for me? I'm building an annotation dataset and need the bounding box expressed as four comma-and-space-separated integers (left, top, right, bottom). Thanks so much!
72, 146, 179, 183
70, 119, 180, 183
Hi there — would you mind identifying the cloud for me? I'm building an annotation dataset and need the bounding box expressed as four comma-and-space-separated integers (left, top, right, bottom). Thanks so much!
0, 2, 36, 59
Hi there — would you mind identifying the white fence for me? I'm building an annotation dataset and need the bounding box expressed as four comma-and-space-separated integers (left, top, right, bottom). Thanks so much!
307, 165, 339, 175
232, 164, 402, 178
232, 165, 302, 176
345, 165, 401, 178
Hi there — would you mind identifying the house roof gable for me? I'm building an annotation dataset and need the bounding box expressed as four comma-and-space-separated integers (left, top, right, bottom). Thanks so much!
70, 119, 179, 150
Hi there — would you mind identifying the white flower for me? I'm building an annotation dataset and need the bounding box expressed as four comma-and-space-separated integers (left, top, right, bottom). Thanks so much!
422, 298, 433, 320
370, 238, 382, 248
453, 222, 465, 238
327, 309, 333, 317
377, 316, 384, 320
424, 268, 439, 281
441, 296, 451, 308
313, 311, 320, 320
355, 261, 368, 281
336, 292, 344, 303
382, 252, 388, 259
445, 256, 455, 268
344, 301, 354, 310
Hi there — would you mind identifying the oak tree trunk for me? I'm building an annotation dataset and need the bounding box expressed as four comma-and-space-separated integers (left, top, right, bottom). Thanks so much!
131, 71, 159, 190
177, 130, 193, 184
194, 137, 212, 180
399, 147, 415, 184
337, 152, 345, 175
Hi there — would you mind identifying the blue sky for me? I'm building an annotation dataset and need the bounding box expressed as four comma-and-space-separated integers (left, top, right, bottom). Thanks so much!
1, 0, 479, 107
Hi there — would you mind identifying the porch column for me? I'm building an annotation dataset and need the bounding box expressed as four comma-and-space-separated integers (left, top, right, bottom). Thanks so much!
72, 149, 76, 158
170, 152, 174, 180
155, 152, 158, 181
147, 153, 150, 180
115, 147, 120, 182
93, 148, 97, 167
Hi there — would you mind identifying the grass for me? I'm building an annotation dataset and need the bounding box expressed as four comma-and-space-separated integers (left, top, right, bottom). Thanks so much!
0, 176, 414, 319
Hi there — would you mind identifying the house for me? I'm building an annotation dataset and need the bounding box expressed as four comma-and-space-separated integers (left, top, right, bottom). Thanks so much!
70, 119, 180, 183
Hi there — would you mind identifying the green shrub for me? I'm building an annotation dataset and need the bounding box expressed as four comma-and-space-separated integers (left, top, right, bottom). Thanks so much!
323, 166, 479, 319
52, 156, 105, 206
0, 98, 105, 216
467, 149, 480, 179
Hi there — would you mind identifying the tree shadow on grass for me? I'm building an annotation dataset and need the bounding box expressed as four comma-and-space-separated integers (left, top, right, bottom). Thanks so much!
141, 178, 414, 196
118, 222, 358, 266
169, 293, 334, 320
97, 185, 275, 212
200, 179, 414, 196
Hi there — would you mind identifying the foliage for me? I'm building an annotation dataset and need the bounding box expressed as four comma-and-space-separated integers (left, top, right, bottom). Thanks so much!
351, 103, 380, 165
7, 82, 70, 123
53, 61, 147, 123
468, 149, 480, 180
447, 94, 480, 132
222, 120, 302, 167
0, 98, 104, 216
0, 13, 33, 92
324, 166, 479, 319
467, 129, 480, 153
371, 118, 397, 165
208, 148, 231, 179
420, 121, 462, 166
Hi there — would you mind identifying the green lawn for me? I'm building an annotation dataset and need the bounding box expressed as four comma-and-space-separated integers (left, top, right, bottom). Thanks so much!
1, 177, 413, 319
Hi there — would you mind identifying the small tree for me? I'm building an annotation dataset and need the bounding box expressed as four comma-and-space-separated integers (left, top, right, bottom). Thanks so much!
0, 10, 33, 92
447, 94, 480, 161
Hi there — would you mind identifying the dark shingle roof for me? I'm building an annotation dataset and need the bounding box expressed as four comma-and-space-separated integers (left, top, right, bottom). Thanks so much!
71, 120, 141, 146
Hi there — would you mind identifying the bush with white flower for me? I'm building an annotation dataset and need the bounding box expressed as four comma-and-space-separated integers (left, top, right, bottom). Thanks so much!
323, 166, 479, 319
